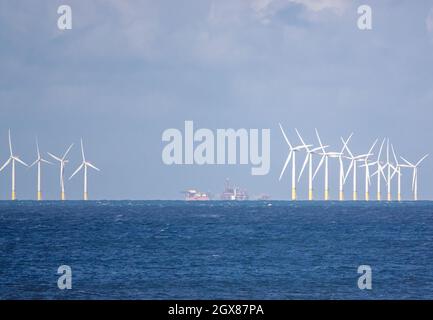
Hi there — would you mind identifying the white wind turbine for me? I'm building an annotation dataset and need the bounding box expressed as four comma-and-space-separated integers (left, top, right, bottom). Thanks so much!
29, 138, 52, 201
48, 144, 74, 200
369, 138, 387, 201
69, 139, 100, 200
278, 124, 312, 200
400, 154, 429, 201
390, 144, 406, 201
0, 129, 28, 200
385, 139, 397, 201
313, 129, 343, 201
342, 137, 374, 201
338, 134, 353, 201
357, 139, 378, 201
296, 129, 328, 200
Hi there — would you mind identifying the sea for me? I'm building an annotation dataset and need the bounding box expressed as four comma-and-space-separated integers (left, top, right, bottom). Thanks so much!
1, 200, 433, 300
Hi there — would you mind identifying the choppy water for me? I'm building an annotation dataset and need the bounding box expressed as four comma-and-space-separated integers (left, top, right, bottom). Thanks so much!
1, 201, 433, 299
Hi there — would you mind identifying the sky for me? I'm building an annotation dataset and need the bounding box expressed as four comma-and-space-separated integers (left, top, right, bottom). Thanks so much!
0, 0, 433, 200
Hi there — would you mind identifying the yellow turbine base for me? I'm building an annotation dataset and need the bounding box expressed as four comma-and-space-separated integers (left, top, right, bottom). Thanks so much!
11, 191, 16, 201
291, 188, 296, 201
377, 193, 381, 201
37, 191, 42, 201
398, 193, 401, 202
365, 192, 369, 201
339, 191, 344, 201
61, 192, 65, 201
324, 189, 329, 201
387, 193, 391, 201
353, 192, 357, 201
308, 189, 313, 201
84, 192, 88, 201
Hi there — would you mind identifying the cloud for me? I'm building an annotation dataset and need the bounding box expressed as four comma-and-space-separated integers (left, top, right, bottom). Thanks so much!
250, 0, 349, 23
290, 0, 348, 13
427, 7, 433, 33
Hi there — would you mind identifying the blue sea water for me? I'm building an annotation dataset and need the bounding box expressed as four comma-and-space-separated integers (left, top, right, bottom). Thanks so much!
1, 200, 433, 300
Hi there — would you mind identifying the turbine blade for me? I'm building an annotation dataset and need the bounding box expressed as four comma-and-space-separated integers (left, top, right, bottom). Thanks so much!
69, 163, 84, 180
315, 128, 324, 150
368, 139, 378, 155
386, 139, 390, 163
391, 144, 398, 165
380, 165, 387, 182
41, 158, 52, 165
344, 160, 354, 182
279, 151, 292, 181
15, 157, 28, 167
8, 129, 13, 156
377, 138, 385, 161
298, 153, 309, 182
340, 136, 353, 158
36, 137, 40, 158
30, 159, 38, 168
0, 158, 11, 172
416, 154, 429, 167
279, 124, 292, 149
81, 138, 86, 161
63, 143, 74, 160
295, 128, 308, 149
48, 152, 62, 162
400, 156, 414, 167
313, 155, 325, 180
390, 166, 398, 180
87, 162, 100, 171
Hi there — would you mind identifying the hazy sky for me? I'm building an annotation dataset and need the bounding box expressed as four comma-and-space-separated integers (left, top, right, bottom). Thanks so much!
1, 0, 433, 200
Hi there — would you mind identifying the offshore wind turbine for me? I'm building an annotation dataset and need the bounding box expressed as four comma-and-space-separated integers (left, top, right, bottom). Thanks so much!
358, 139, 378, 201
278, 124, 311, 200
29, 138, 52, 201
0, 129, 28, 200
400, 154, 429, 201
69, 139, 100, 200
390, 144, 405, 201
338, 133, 353, 201
385, 139, 396, 201
370, 139, 387, 201
313, 129, 343, 201
296, 129, 328, 200
48, 144, 74, 200
342, 137, 373, 201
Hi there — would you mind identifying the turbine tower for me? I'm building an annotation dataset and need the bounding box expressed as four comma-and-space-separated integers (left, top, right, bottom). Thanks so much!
296, 129, 328, 200
0, 129, 28, 200
29, 138, 52, 201
313, 129, 342, 200
69, 139, 100, 200
400, 154, 429, 201
278, 124, 311, 200
48, 144, 74, 200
